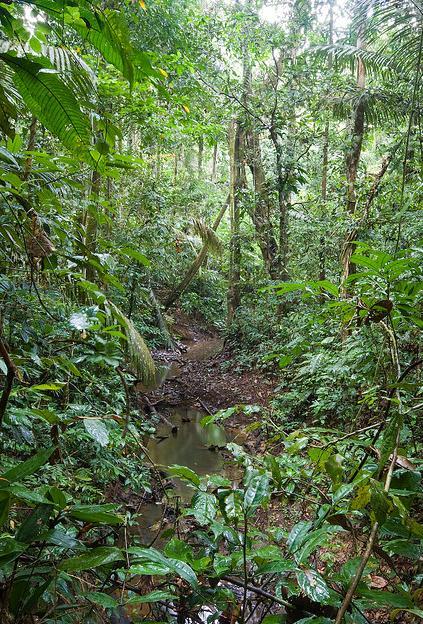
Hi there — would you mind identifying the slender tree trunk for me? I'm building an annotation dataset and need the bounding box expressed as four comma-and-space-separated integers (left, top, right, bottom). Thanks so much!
198, 135, 204, 178
174, 151, 179, 185
245, 129, 280, 278
269, 127, 290, 282
341, 23, 366, 289
0, 337, 17, 427
23, 116, 37, 181
85, 169, 101, 282
319, 0, 334, 281
164, 195, 229, 310
227, 122, 244, 323
211, 143, 218, 181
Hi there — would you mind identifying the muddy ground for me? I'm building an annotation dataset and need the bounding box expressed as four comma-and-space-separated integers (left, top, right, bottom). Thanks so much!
136, 312, 276, 415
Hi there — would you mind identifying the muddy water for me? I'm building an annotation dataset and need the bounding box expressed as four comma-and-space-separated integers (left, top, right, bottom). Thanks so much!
134, 407, 230, 545
134, 337, 229, 544
147, 407, 227, 499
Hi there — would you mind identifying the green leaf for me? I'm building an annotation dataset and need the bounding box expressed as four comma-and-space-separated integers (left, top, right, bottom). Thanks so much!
83, 419, 109, 447
1, 447, 54, 483
378, 413, 402, 471
167, 465, 201, 487
70, 504, 124, 525
357, 588, 412, 608
128, 547, 198, 587
7, 485, 51, 505
84, 592, 118, 608
28, 383, 65, 392
296, 569, 330, 603
287, 521, 312, 552
59, 547, 124, 571
0, 538, 26, 567
243, 472, 270, 513
118, 246, 150, 266
0, 54, 91, 152
16, 504, 52, 542
73, 8, 135, 84
256, 560, 297, 575
191, 491, 217, 525
126, 590, 176, 604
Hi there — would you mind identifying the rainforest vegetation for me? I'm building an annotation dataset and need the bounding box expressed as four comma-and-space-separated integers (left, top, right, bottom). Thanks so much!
0, 0, 422, 622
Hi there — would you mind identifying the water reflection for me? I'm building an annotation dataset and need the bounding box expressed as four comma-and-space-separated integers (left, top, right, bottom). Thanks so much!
147, 408, 227, 499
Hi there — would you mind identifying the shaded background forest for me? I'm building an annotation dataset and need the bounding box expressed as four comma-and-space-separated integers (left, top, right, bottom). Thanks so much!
0, 0, 422, 622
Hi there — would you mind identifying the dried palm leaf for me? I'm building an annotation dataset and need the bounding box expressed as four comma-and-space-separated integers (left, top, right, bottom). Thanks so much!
192, 218, 223, 255
108, 302, 155, 386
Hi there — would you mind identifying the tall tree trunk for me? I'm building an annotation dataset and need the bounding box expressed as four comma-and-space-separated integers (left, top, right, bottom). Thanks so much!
269, 127, 290, 282
211, 143, 218, 181
85, 169, 101, 282
319, 0, 334, 281
164, 196, 229, 311
198, 135, 204, 177
23, 116, 37, 181
227, 121, 245, 323
245, 129, 280, 278
341, 22, 366, 289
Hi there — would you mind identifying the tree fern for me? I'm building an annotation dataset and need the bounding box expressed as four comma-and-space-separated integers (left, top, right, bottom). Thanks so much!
108, 302, 155, 387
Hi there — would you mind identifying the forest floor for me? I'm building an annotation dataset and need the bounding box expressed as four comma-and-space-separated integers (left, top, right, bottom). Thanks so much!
141, 310, 276, 414
127, 313, 395, 624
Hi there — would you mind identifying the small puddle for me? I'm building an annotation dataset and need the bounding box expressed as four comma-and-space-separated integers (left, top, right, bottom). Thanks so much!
134, 407, 232, 545
133, 337, 229, 544
147, 407, 227, 500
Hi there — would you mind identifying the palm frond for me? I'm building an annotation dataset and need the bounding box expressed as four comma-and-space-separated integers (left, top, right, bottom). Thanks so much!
331, 87, 409, 126
310, 44, 401, 78
42, 45, 96, 102
354, 0, 423, 74
108, 302, 155, 386
192, 218, 223, 255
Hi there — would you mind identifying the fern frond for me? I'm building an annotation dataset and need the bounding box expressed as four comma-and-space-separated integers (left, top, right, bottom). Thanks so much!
0, 54, 92, 153
108, 302, 155, 386
42, 45, 96, 101
192, 218, 223, 255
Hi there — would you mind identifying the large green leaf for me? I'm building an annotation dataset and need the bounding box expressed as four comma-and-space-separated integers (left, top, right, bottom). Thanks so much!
0, 54, 91, 152
129, 547, 198, 587
296, 569, 330, 603
1, 447, 54, 483
126, 590, 176, 604
72, 8, 134, 84
243, 471, 270, 513
59, 546, 124, 571
69, 504, 123, 525
191, 491, 217, 525
167, 465, 201, 487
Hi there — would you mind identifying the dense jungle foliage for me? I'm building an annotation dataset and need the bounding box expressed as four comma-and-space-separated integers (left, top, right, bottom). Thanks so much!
0, 0, 422, 622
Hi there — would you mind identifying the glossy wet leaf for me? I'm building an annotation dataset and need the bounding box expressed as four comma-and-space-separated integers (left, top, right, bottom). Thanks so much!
191, 491, 217, 525
59, 547, 124, 571
167, 465, 201, 487
1, 448, 54, 483
83, 419, 109, 447
84, 592, 118, 608
296, 569, 330, 603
